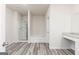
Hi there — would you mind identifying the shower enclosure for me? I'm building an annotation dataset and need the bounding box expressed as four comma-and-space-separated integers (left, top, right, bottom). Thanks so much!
18, 15, 28, 41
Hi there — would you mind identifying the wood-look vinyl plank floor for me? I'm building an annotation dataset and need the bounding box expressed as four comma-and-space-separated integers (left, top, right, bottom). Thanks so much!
21, 43, 31, 55
6, 42, 75, 55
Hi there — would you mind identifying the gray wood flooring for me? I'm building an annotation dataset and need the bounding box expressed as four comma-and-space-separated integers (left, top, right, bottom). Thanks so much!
6, 42, 75, 55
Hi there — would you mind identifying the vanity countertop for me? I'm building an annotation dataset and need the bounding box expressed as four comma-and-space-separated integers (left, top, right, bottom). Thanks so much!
62, 33, 79, 42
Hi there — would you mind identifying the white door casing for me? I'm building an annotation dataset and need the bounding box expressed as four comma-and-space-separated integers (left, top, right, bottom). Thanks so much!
28, 10, 31, 43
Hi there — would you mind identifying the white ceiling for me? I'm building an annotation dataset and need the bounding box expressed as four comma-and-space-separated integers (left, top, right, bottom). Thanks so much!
6, 4, 49, 16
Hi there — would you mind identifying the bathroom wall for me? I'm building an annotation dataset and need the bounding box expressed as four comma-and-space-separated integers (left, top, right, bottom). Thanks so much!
70, 5, 79, 50
71, 5, 79, 33
6, 7, 19, 44
6, 6, 28, 43
30, 16, 46, 37
0, 4, 6, 52
71, 14, 79, 33
30, 15, 47, 43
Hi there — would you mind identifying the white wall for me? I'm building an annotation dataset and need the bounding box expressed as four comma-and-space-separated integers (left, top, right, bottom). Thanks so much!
31, 16, 46, 36
30, 16, 47, 43
46, 5, 73, 49
71, 5, 79, 50
0, 4, 6, 52
71, 14, 79, 33
71, 5, 79, 33
6, 7, 20, 44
